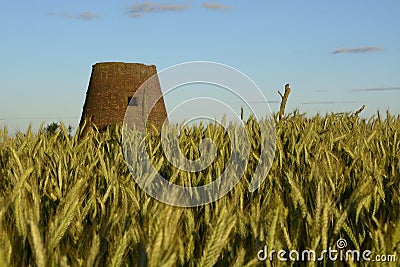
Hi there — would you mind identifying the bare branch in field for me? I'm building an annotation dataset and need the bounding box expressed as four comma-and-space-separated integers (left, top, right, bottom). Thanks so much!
354, 104, 366, 117
278, 84, 291, 120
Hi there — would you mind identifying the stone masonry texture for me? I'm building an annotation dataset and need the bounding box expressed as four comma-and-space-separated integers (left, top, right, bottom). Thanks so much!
79, 62, 168, 132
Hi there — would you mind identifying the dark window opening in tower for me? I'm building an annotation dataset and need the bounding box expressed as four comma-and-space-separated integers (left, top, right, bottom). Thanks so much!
128, 97, 138, 106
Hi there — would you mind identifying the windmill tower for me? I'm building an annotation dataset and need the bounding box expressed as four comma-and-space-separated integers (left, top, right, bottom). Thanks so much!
79, 62, 168, 133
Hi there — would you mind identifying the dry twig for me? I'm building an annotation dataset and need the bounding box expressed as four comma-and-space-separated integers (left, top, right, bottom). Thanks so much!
278, 83, 291, 120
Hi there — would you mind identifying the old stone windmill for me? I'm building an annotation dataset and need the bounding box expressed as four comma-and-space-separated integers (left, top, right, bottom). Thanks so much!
79, 62, 168, 133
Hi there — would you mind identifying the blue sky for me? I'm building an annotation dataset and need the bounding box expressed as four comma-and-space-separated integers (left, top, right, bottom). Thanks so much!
1, 0, 399, 132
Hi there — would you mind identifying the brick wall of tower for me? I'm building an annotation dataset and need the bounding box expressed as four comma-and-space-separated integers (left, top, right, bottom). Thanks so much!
79, 62, 168, 133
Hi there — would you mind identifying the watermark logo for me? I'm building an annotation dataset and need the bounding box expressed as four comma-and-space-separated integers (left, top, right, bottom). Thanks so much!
336, 238, 347, 249
257, 238, 397, 262
122, 61, 276, 207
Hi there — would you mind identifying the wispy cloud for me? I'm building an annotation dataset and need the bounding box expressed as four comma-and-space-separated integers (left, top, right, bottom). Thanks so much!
331, 46, 383, 54
129, 13, 142, 18
60, 12, 100, 20
352, 87, 400, 92
202, 3, 232, 10
128, 2, 190, 18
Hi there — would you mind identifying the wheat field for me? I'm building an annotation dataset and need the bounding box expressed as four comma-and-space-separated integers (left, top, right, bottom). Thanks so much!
0, 112, 399, 266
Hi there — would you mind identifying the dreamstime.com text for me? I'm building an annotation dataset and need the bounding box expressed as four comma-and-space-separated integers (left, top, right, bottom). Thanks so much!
257, 239, 396, 263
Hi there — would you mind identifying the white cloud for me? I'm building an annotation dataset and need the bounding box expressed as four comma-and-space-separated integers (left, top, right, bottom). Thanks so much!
331, 46, 383, 54
202, 3, 232, 10
128, 2, 190, 18
61, 12, 100, 20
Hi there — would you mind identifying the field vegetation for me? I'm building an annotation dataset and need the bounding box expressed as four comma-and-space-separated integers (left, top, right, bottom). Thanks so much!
0, 112, 399, 266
